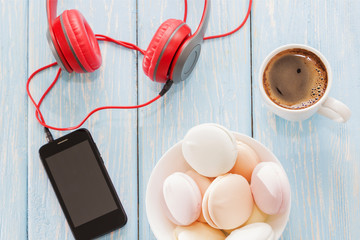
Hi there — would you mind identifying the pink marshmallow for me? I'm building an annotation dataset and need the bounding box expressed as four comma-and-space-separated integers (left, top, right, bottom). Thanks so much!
250, 162, 290, 215
163, 172, 202, 226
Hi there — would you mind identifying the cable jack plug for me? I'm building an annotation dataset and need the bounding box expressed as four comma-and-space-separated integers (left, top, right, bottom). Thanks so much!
44, 127, 54, 142
159, 80, 174, 96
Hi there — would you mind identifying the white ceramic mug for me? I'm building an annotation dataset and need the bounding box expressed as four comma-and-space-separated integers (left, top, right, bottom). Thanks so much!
259, 44, 351, 122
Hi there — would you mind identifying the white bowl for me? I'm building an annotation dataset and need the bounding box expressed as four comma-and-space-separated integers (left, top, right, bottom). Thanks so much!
146, 132, 291, 240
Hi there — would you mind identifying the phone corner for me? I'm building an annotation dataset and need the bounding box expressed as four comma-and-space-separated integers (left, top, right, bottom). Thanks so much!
121, 213, 128, 228
38, 143, 48, 159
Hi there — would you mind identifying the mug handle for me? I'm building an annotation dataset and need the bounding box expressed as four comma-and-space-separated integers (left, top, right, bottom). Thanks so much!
317, 97, 351, 123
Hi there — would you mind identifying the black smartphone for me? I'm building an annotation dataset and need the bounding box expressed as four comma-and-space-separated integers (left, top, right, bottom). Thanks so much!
39, 129, 127, 240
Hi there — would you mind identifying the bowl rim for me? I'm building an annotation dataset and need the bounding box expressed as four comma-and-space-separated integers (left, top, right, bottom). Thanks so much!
146, 132, 291, 240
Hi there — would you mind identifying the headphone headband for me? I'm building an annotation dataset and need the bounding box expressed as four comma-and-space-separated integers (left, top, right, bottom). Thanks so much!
170, 0, 211, 83
47, 0, 58, 23
192, 0, 211, 43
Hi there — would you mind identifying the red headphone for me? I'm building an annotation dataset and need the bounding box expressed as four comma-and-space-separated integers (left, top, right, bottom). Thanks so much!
27, 0, 252, 131
46, 0, 102, 73
142, 1, 210, 83
46, 0, 210, 84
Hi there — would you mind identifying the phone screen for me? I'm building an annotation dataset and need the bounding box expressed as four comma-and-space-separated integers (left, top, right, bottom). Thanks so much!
45, 140, 118, 227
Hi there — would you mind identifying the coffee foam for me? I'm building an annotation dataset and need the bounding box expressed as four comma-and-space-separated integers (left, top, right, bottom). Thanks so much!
263, 48, 328, 110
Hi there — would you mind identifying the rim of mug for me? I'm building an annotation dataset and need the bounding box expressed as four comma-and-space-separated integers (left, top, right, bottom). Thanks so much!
258, 44, 333, 113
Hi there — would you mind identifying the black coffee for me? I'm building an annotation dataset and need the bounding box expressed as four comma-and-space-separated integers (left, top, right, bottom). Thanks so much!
263, 48, 328, 109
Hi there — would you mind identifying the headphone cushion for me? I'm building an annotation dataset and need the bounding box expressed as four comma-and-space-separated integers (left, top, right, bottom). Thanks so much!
62, 10, 102, 72
143, 19, 188, 81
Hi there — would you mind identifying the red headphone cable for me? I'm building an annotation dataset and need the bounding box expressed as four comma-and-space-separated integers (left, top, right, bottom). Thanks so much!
184, 0, 188, 22
95, 34, 146, 55
182, 0, 253, 41
27, 37, 172, 131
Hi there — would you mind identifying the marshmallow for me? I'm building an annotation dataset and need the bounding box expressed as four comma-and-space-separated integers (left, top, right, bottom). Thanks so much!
174, 222, 226, 240
244, 204, 268, 225
226, 223, 275, 240
182, 124, 237, 177
185, 170, 212, 223
203, 174, 254, 230
163, 172, 202, 226
229, 141, 260, 182
251, 162, 291, 215
222, 204, 268, 236
202, 176, 224, 228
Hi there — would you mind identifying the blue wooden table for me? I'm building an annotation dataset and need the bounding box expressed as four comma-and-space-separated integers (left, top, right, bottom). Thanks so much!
1, 0, 359, 239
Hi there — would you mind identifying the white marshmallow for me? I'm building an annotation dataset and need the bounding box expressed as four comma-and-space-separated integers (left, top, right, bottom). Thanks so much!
182, 124, 237, 177
175, 222, 226, 240
226, 223, 274, 240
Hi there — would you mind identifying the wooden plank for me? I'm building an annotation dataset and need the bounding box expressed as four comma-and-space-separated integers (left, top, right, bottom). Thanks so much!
0, 1, 28, 239
27, 0, 138, 239
137, 0, 252, 238
252, 0, 360, 239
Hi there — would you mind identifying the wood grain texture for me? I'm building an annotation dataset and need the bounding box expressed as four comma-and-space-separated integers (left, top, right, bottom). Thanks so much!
28, 0, 138, 239
252, 0, 360, 239
0, 1, 28, 239
137, 0, 252, 239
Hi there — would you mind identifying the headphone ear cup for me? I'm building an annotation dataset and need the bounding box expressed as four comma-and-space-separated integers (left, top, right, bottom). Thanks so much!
53, 10, 102, 73
143, 19, 191, 83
